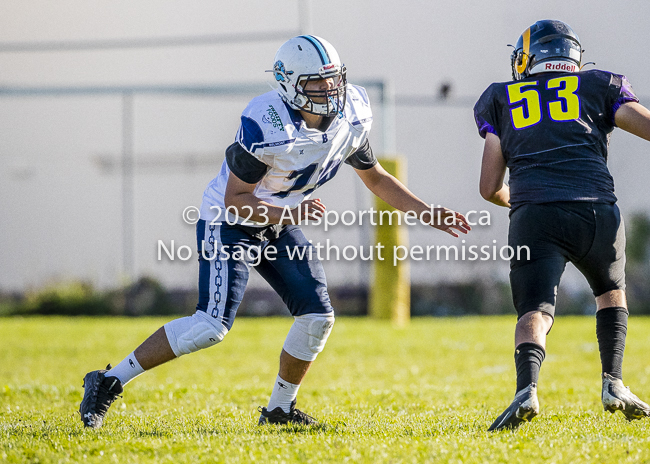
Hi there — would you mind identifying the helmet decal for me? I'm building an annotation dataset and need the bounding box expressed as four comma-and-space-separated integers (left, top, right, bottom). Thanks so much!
273, 60, 292, 82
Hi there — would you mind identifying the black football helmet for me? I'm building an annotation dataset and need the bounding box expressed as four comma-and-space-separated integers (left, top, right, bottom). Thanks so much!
511, 20, 582, 81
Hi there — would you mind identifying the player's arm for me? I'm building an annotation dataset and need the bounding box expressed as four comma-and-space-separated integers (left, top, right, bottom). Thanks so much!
223, 142, 324, 224
479, 132, 510, 207
354, 163, 471, 237
615, 101, 650, 142
224, 172, 325, 225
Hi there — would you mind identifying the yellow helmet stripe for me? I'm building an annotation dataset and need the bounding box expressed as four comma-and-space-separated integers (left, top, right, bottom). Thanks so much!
516, 28, 531, 75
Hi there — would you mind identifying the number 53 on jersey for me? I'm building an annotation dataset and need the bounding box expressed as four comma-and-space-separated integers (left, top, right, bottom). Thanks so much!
507, 76, 580, 129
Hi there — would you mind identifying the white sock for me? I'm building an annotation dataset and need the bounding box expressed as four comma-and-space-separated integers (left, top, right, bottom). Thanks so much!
106, 352, 145, 386
267, 375, 300, 413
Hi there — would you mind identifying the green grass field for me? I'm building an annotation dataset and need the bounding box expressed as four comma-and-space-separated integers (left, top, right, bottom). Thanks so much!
2, 316, 650, 463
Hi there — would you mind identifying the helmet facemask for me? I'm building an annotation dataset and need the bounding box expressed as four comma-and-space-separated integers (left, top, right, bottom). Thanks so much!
510, 48, 528, 81
274, 62, 347, 117
295, 65, 347, 117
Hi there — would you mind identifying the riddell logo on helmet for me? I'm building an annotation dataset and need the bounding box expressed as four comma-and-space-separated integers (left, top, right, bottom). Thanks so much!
545, 62, 577, 72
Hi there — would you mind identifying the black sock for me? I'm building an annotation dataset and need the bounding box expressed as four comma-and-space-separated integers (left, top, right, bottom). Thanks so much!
515, 342, 546, 393
596, 306, 628, 380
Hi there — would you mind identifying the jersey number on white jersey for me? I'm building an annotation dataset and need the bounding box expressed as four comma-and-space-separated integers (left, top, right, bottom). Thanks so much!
272, 156, 344, 199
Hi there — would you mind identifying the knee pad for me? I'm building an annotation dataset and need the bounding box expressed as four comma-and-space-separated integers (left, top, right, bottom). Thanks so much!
164, 311, 229, 357
282, 312, 335, 362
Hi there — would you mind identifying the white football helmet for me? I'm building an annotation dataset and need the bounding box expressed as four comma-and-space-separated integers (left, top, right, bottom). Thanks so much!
271, 35, 347, 117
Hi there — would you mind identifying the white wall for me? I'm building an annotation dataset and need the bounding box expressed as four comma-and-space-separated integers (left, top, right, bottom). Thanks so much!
1, 0, 649, 292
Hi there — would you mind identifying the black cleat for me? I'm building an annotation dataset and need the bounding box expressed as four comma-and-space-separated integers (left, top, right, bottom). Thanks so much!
488, 383, 539, 431
80, 364, 123, 428
602, 373, 650, 421
258, 399, 318, 426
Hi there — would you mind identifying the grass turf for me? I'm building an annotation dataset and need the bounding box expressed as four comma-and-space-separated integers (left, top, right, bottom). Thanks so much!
1, 316, 650, 463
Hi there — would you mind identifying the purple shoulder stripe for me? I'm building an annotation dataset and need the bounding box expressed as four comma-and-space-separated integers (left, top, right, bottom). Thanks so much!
612, 75, 639, 126
477, 120, 498, 139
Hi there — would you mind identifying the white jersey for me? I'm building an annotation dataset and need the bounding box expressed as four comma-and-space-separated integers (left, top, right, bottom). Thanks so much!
200, 84, 373, 225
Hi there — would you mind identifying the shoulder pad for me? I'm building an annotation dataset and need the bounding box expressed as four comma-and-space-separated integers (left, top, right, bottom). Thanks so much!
238, 91, 298, 155
473, 82, 508, 138
474, 81, 508, 115
345, 84, 373, 130
480, 81, 507, 101
579, 69, 615, 84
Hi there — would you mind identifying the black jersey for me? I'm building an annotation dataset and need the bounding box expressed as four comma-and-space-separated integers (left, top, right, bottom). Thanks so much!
474, 69, 638, 210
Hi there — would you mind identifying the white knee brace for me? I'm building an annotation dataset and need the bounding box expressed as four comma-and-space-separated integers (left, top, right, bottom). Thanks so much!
164, 310, 229, 357
282, 312, 335, 362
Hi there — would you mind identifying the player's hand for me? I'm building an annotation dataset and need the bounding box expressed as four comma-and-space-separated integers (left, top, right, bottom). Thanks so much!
295, 198, 326, 222
423, 207, 471, 237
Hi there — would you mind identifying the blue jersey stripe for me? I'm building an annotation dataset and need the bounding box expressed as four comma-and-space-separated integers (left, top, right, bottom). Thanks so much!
300, 35, 330, 65
351, 117, 373, 126
250, 138, 296, 152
